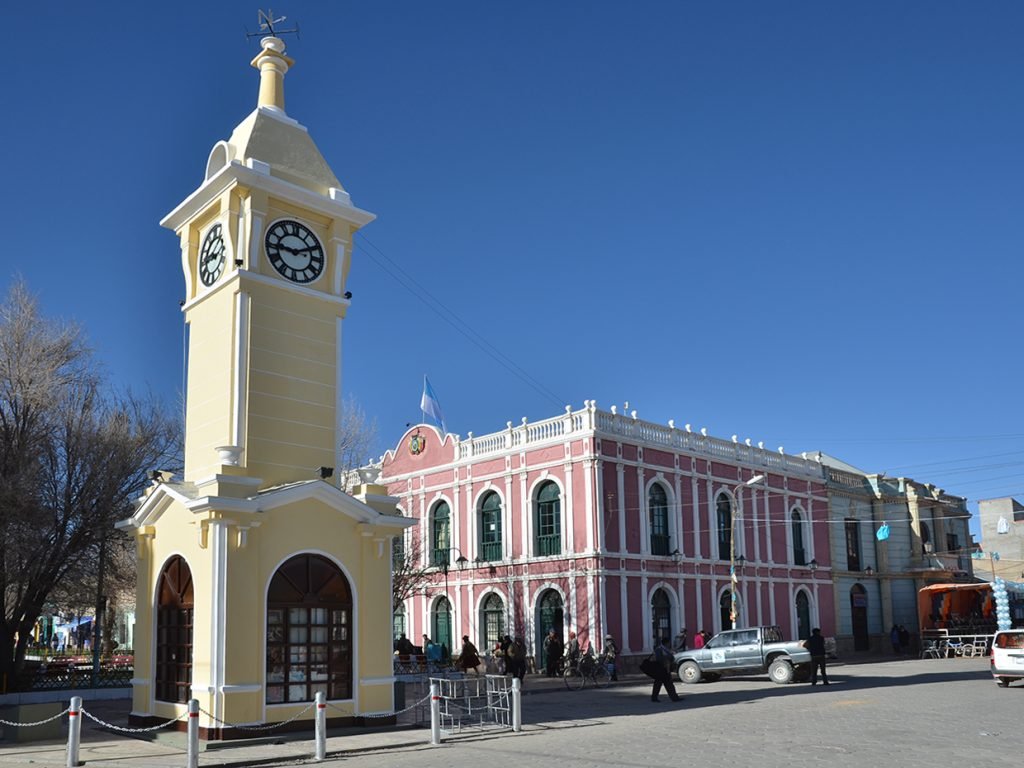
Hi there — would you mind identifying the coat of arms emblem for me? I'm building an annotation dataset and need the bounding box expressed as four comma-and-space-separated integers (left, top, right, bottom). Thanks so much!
410, 433, 426, 455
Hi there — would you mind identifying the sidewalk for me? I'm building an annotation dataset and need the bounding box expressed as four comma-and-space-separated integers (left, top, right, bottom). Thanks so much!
0, 672, 638, 767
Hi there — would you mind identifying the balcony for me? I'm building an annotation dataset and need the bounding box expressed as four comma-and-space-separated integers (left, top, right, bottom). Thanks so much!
535, 534, 561, 557
650, 534, 670, 556
479, 541, 502, 562
431, 547, 450, 568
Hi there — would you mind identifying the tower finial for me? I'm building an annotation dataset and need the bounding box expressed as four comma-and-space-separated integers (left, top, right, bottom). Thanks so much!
250, 34, 295, 112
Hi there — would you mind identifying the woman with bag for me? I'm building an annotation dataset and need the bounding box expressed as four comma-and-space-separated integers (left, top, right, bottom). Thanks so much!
458, 635, 482, 676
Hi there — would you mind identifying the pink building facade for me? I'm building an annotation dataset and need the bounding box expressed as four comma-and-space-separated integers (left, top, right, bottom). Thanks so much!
379, 402, 834, 666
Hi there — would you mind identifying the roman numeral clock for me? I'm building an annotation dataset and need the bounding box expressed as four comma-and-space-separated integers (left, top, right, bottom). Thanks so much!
265, 219, 325, 284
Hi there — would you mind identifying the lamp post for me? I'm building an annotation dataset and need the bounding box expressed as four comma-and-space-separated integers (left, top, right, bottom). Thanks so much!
731, 474, 765, 629
437, 547, 468, 656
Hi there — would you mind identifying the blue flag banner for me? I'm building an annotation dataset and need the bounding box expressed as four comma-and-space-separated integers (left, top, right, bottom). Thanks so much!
876, 523, 890, 541
420, 376, 447, 434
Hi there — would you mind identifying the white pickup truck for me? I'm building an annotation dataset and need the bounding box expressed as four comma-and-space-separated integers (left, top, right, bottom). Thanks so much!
673, 626, 811, 685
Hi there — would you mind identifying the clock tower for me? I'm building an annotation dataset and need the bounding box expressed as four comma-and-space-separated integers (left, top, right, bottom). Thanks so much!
162, 34, 374, 489
120, 32, 412, 738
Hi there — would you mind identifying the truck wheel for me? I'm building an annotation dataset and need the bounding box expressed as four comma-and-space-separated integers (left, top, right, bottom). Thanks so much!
679, 661, 702, 684
768, 658, 794, 684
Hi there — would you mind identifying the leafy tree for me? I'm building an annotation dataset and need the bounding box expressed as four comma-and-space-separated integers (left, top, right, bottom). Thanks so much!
0, 281, 179, 688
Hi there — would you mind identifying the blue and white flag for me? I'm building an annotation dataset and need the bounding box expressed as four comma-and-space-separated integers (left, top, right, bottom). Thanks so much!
420, 376, 447, 434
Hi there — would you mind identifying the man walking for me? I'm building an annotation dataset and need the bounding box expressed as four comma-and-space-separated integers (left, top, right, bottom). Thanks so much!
804, 628, 829, 686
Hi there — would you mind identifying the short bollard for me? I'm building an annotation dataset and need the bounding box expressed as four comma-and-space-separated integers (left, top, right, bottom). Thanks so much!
315, 691, 326, 760
512, 677, 522, 732
66, 695, 82, 768
429, 681, 441, 745
186, 699, 199, 768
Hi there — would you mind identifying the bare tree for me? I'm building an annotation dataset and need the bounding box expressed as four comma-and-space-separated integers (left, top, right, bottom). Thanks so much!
0, 281, 179, 688
391, 527, 431, 612
337, 394, 378, 481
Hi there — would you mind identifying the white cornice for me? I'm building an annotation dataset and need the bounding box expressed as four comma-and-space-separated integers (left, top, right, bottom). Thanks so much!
116, 479, 416, 531
161, 161, 375, 233
180, 270, 351, 314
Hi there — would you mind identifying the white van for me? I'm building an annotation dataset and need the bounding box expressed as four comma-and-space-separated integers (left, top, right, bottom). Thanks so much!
990, 629, 1024, 687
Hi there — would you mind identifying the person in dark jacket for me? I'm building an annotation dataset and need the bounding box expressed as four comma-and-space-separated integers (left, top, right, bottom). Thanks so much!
543, 629, 563, 676
458, 635, 482, 676
651, 636, 682, 702
804, 628, 829, 685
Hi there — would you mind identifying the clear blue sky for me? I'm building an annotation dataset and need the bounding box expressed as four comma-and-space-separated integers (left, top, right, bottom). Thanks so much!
4, 2, 1022, 539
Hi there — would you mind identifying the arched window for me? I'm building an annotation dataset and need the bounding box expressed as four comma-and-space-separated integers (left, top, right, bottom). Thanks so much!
266, 554, 352, 704
795, 590, 811, 640
155, 556, 194, 704
716, 493, 732, 561
480, 593, 505, 651
651, 588, 671, 644
649, 484, 670, 556
791, 509, 807, 566
535, 482, 561, 556
431, 597, 453, 656
479, 492, 503, 562
431, 501, 451, 567
393, 604, 406, 644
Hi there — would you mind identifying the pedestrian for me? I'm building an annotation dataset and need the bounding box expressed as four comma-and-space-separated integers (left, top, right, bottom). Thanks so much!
507, 635, 526, 681
803, 627, 829, 686
890, 625, 901, 655
673, 628, 688, 652
601, 633, 619, 681
395, 633, 415, 655
566, 631, 581, 668
693, 629, 706, 650
458, 635, 482, 676
543, 628, 563, 676
898, 625, 910, 656
650, 636, 681, 702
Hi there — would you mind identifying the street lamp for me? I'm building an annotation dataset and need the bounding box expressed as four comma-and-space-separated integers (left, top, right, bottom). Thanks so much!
731, 474, 765, 629
864, 565, 875, 577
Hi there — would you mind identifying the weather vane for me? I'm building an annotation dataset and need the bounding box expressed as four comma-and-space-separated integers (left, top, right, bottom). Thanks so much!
246, 8, 300, 40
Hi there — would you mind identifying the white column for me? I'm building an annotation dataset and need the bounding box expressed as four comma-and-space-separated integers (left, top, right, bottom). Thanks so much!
208, 519, 230, 727
619, 575, 630, 652
583, 459, 595, 553
637, 466, 647, 556
564, 462, 575, 553
691, 473, 701, 559
616, 464, 626, 553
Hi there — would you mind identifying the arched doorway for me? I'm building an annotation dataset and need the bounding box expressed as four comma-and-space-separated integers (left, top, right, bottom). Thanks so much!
850, 584, 869, 651
651, 588, 672, 644
719, 590, 733, 632
431, 597, 453, 657
795, 590, 811, 640
155, 555, 194, 704
266, 553, 353, 704
535, 589, 564, 669
480, 593, 505, 651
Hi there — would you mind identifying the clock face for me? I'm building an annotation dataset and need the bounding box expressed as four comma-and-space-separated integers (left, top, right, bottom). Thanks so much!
265, 219, 325, 284
199, 223, 226, 287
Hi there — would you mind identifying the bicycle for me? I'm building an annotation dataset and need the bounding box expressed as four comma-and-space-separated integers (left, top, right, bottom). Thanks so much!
563, 651, 612, 690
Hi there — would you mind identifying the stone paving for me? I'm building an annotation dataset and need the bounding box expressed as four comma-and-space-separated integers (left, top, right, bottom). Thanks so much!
0, 657, 1021, 767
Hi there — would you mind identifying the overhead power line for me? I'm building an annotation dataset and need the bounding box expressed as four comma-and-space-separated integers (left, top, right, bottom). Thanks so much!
354, 233, 566, 409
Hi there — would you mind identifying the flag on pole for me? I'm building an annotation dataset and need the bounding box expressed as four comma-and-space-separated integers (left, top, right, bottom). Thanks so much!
420, 376, 447, 434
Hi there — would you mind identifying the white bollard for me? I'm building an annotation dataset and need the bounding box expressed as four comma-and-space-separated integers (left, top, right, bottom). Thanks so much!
429, 681, 441, 745
315, 690, 326, 760
66, 696, 82, 768
512, 677, 522, 732
186, 699, 199, 768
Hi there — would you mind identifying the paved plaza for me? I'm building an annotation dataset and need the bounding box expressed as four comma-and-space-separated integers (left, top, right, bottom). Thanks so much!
1, 657, 1020, 767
